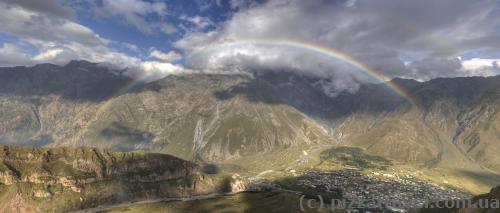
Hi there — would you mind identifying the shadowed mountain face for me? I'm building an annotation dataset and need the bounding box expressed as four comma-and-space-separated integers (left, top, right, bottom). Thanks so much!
213, 71, 409, 121
0, 60, 132, 102
1, 61, 500, 174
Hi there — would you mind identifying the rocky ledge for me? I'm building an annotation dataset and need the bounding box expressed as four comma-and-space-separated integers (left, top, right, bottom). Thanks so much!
0, 146, 219, 212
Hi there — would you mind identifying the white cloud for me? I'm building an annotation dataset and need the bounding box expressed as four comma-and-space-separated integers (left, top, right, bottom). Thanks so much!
32, 48, 66, 62
179, 15, 214, 31
344, 0, 357, 8
0, 1, 188, 82
121, 42, 140, 53
0, 3, 104, 47
461, 58, 500, 70
137, 61, 192, 82
90, 0, 176, 35
229, 0, 245, 9
184, 42, 370, 96
0, 43, 33, 66
174, 31, 219, 54
461, 58, 500, 76
149, 49, 182, 62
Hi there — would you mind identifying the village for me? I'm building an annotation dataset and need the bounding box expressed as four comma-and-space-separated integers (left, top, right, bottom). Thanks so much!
293, 170, 472, 211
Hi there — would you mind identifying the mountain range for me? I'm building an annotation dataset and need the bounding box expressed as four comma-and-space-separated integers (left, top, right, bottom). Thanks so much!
1, 60, 499, 195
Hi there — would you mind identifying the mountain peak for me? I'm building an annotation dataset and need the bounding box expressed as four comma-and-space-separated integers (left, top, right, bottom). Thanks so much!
390, 77, 421, 88
64, 60, 98, 68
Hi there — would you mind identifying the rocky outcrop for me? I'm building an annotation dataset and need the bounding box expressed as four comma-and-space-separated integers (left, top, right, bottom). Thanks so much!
0, 146, 217, 212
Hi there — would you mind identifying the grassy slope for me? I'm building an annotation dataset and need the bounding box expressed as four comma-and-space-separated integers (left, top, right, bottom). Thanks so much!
105, 191, 332, 213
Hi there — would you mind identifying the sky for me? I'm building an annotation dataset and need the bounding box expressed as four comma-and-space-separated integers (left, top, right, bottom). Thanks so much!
0, 0, 499, 94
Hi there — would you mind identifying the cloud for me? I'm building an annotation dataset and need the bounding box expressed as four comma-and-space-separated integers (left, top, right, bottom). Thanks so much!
184, 42, 370, 96
405, 57, 500, 80
228, 0, 261, 10
461, 58, 500, 76
193, 0, 261, 11
174, 0, 500, 94
194, 0, 214, 11
85, 0, 176, 35
137, 61, 192, 82
0, 43, 33, 66
148, 49, 182, 62
173, 30, 220, 53
1, 0, 499, 94
179, 15, 214, 31
119, 42, 141, 53
461, 58, 500, 70
0, 1, 188, 82
2, 0, 75, 19
344, 0, 357, 8
0, 2, 104, 47
406, 57, 464, 81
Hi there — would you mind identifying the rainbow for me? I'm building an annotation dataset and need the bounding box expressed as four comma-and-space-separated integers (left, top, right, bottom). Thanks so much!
112, 74, 148, 97
188, 38, 418, 106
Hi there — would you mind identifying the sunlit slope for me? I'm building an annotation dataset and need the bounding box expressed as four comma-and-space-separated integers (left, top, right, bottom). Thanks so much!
74, 74, 332, 162
327, 76, 500, 175
0, 146, 217, 212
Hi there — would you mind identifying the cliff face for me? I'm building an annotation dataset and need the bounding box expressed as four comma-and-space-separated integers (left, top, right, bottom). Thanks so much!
0, 146, 217, 212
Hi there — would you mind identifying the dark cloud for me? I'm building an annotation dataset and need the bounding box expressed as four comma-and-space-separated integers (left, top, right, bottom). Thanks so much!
1, 0, 75, 19
81, 0, 176, 35
406, 58, 464, 80
174, 0, 500, 94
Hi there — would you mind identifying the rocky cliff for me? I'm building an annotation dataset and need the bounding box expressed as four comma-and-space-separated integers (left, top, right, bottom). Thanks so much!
0, 145, 217, 212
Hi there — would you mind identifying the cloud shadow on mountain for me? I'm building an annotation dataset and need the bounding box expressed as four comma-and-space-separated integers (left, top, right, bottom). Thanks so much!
212, 71, 409, 121
457, 170, 500, 190
0, 60, 133, 103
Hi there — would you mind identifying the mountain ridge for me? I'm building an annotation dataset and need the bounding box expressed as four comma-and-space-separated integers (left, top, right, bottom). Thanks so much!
0, 61, 499, 183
